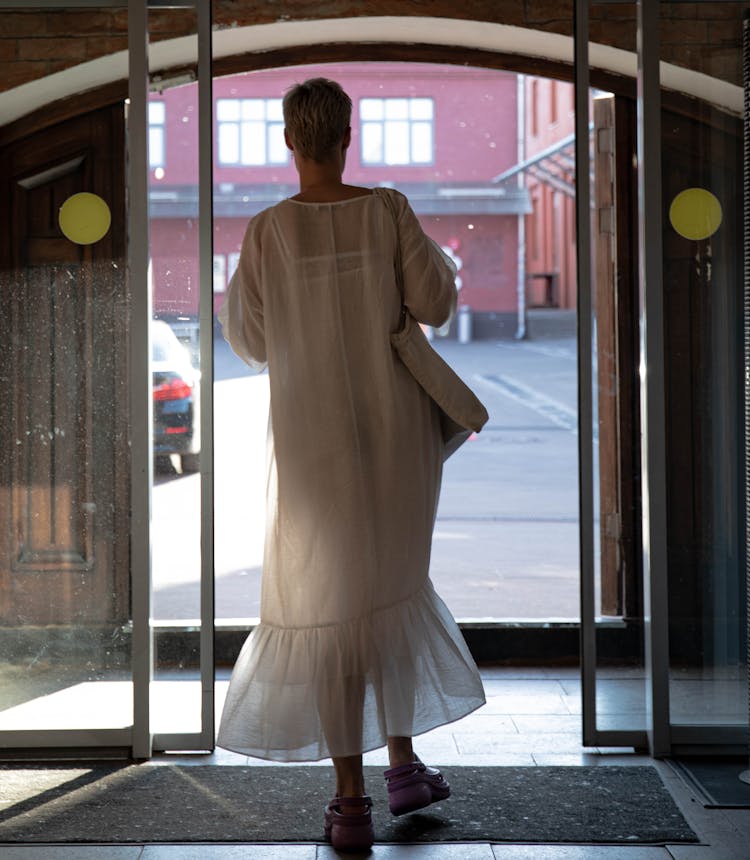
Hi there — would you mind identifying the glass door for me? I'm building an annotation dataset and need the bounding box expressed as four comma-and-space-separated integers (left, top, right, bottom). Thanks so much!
0, 2, 132, 751
577, 0, 747, 755
577, 0, 651, 751
143, 0, 215, 754
0, 0, 215, 758
657, 1, 745, 750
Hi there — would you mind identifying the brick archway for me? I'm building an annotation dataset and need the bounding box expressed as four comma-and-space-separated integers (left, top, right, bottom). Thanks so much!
0, 14, 741, 145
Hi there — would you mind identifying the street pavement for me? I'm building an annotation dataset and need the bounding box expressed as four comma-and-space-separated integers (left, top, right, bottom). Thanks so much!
153, 322, 583, 622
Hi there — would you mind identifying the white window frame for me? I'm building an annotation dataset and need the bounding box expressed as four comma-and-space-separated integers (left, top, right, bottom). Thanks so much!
148, 100, 166, 169
359, 97, 434, 166
216, 98, 288, 166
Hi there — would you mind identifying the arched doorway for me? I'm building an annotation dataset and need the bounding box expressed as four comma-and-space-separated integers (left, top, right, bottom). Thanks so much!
0, 4, 745, 762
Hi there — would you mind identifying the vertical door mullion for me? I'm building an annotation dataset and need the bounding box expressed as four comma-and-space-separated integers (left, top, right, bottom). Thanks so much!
197, 0, 215, 751
574, 0, 597, 749
577, 0, 651, 751
149, 0, 215, 754
129, 0, 153, 760
636, 0, 671, 757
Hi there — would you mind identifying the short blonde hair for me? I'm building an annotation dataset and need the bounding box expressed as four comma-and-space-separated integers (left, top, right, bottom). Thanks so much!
283, 78, 352, 162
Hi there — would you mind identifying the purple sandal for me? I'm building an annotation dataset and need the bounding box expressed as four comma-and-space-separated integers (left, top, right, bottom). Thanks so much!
384, 758, 451, 816
324, 795, 374, 852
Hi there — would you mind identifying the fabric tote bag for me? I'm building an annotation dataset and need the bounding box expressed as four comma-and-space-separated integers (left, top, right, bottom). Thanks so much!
378, 188, 489, 460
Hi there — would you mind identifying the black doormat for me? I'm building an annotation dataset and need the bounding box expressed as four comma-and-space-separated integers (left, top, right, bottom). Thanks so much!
0, 765, 697, 845
671, 757, 750, 808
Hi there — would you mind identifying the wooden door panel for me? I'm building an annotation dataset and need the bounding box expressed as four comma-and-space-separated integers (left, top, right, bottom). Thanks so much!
13, 258, 92, 573
0, 106, 128, 627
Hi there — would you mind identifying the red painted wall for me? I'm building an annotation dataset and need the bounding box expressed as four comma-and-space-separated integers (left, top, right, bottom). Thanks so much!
149, 219, 200, 318
153, 62, 519, 187
416, 215, 518, 313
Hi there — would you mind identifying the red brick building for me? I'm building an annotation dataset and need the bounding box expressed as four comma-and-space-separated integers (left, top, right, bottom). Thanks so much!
148, 62, 544, 339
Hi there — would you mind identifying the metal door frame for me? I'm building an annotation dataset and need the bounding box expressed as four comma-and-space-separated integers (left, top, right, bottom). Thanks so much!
577, 0, 748, 755
576, 0, 665, 754
131, 0, 216, 756
0, 0, 215, 758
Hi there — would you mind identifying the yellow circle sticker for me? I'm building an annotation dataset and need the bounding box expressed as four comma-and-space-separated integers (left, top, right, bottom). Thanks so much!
59, 192, 112, 245
669, 188, 722, 241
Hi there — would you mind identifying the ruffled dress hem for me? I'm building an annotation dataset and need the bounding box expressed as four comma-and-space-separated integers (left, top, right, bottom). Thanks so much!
217, 579, 486, 762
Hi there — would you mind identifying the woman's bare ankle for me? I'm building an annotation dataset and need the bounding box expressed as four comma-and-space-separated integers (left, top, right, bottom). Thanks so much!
333, 754, 366, 803
336, 779, 365, 798
387, 736, 415, 768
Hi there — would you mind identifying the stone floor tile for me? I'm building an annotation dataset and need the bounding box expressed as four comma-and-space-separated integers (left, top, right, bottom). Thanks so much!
716, 808, 750, 828
150, 749, 248, 766
476, 666, 554, 680
541, 666, 581, 679
454, 731, 594, 755
530, 753, 604, 766
558, 679, 581, 696
450, 714, 518, 734
480, 680, 566, 696
0, 850, 143, 860
665, 848, 735, 860
477, 695, 570, 716
317, 844, 495, 858
142, 846, 315, 859
594, 753, 650, 764
437, 753, 537, 766
562, 695, 582, 715
512, 714, 581, 734
404, 729, 460, 752
491, 847, 671, 859
560, 681, 648, 714
244, 758, 332, 767
596, 668, 647, 680
529, 750, 646, 767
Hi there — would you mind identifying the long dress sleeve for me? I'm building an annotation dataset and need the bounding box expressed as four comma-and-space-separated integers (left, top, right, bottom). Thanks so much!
218, 214, 267, 371
390, 190, 458, 327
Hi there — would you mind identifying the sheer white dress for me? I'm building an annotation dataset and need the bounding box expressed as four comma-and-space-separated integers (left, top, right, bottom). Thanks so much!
216, 187, 485, 762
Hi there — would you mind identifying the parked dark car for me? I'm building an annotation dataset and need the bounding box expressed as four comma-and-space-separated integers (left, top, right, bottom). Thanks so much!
152, 319, 201, 473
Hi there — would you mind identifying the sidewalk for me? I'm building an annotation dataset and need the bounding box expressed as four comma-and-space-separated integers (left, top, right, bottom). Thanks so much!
430, 325, 580, 620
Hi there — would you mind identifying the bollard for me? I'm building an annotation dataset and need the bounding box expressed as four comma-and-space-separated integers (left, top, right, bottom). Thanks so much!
458, 305, 472, 344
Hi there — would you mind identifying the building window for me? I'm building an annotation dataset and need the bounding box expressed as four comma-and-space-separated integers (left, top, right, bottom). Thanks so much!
360, 97, 434, 165
149, 100, 166, 169
530, 80, 538, 137
216, 98, 288, 166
